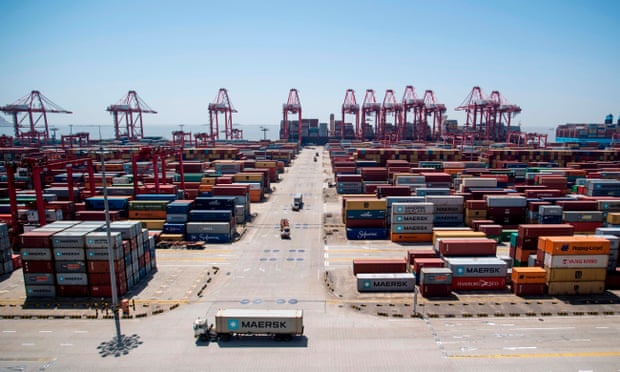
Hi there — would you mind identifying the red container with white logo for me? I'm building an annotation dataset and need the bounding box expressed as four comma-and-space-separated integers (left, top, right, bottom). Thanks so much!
451, 276, 506, 291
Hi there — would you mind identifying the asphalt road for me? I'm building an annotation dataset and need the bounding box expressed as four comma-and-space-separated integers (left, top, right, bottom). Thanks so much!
1, 146, 620, 371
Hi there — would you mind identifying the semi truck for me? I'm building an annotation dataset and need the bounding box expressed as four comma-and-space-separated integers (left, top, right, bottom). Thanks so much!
280, 218, 291, 239
194, 309, 304, 341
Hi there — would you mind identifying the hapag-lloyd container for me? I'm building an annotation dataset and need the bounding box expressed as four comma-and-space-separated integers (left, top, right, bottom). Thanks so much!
451, 276, 506, 290
444, 257, 508, 277
544, 254, 608, 269
356, 273, 415, 292
539, 236, 610, 255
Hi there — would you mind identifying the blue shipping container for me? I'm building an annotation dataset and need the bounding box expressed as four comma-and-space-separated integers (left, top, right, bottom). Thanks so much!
346, 228, 388, 240
163, 223, 186, 234
134, 194, 177, 202
186, 233, 231, 243
188, 210, 233, 222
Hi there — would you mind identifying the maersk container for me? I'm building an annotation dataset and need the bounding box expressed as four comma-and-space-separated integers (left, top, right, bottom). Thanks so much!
392, 223, 434, 234
23, 273, 55, 285
186, 233, 231, 243
86, 248, 123, 261
85, 232, 123, 249
346, 227, 388, 240
21, 248, 53, 261
433, 214, 464, 226
52, 231, 89, 249
416, 188, 450, 196
53, 248, 85, 261
392, 202, 434, 215
56, 273, 88, 286
385, 196, 425, 207
543, 254, 608, 269
445, 257, 507, 278
25, 285, 56, 298
189, 210, 233, 222
214, 309, 304, 336
392, 214, 433, 224
420, 267, 453, 285
356, 273, 415, 292
434, 205, 464, 214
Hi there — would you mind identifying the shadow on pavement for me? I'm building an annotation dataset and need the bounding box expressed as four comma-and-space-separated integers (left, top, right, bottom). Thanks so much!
97, 333, 143, 357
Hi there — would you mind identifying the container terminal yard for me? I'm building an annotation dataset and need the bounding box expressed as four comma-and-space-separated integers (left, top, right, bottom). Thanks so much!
1, 87, 620, 370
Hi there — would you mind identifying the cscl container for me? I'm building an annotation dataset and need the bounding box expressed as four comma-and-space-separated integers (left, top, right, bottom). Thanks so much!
356, 273, 415, 292
420, 267, 453, 285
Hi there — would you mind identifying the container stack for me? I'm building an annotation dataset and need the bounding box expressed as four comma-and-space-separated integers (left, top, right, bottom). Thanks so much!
356, 273, 415, 293
584, 179, 620, 197
84, 195, 131, 217
335, 174, 363, 194
539, 236, 609, 295
435, 238, 498, 259
344, 198, 387, 240
128, 199, 169, 231
445, 257, 508, 291
186, 196, 237, 243
486, 195, 527, 227
390, 202, 434, 243
511, 267, 547, 296
465, 200, 487, 227
419, 267, 453, 298
426, 195, 464, 227
385, 196, 424, 225
86, 230, 127, 297
162, 200, 194, 242
516, 224, 574, 267
211, 184, 251, 224
595, 227, 620, 271
538, 205, 563, 224
109, 221, 151, 290
598, 200, 620, 227
0, 223, 13, 275
558, 200, 604, 234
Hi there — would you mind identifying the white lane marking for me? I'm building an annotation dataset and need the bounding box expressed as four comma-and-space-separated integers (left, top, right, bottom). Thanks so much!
571, 339, 591, 342
74, 330, 88, 334
324, 252, 329, 258
504, 346, 537, 350
2, 330, 17, 333
60, 343, 73, 347
39, 330, 52, 333
21, 343, 35, 346
514, 327, 575, 331
595, 326, 609, 329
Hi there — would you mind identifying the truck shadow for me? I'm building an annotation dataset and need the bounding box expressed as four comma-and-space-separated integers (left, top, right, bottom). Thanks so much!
199, 335, 308, 348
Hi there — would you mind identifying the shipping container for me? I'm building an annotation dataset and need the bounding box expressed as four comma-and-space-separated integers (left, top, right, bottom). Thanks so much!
512, 283, 546, 296
546, 268, 607, 282
420, 267, 453, 285
352, 258, 407, 275
445, 257, 508, 277
451, 276, 506, 291
543, 254, 609, 269
436, 238, 497, 257
356, 273, 415, 292
547, 281, 605, 295
539, 236, 610, 255
346, 228, 388, 240
511, 267, 546, 284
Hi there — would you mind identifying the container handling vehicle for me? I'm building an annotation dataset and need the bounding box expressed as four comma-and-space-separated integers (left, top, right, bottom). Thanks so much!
280, 218, 291, 239
193, 309, 304, 341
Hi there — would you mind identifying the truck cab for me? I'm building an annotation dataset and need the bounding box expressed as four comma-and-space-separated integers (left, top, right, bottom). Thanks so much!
292, 193, 303, 211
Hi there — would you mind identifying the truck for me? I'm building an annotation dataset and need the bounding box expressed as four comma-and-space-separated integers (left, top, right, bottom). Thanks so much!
193, 309, 304, 341
292, 193, 303, 211
280, 218, 291, 239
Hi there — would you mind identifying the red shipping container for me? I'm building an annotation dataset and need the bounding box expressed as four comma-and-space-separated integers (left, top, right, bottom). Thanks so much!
451, 277, 506, 291
20, 231, 55, 248
555, 200, 598, 211
88, 272, 126, 286
406, 249, 437, 265
87, 259, 125, 274
528, 201, 552, 212
76, 210, 122, 221
56, 285, 90, 297
524, 189, 564, 198
376, 185, 411, 197
566, 221, 603, 233
420, 283, 452, 298
363, 184, 390, 194
605, 269, 620, 290
352, 258, 407, 275
212, 185, 250, 196
438, 238, 497, 257
12, 254, 22, 269
466, 200, 487, 209
478, 225, 503, 236
472, 219, 495, 231
517, 224, 575, 250
413, 258, 445, 277
23, 260, 54, 274
512, 283, 546, 296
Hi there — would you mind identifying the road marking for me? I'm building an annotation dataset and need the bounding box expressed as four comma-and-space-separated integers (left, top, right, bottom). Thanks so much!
60, 343, 73, 347
513, 327, 575, 331
74, 330, 88, 334
595, 326, 609, 329
450, 351, 620, 359
21, 343, 34, 346
39, 330, 52, 333
503, 346, 537, 350
2, 330, 16, 333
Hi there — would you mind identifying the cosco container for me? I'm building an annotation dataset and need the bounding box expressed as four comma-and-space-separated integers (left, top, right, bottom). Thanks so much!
356, 273, 415, 292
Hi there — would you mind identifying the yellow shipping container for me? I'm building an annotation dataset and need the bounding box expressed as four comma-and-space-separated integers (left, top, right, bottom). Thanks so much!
546, 268, 607, 282
547, 281, 605, 296
540, 236, 611, 255
465, 209, 487, 218
512, 267, 547, 284
607, 212, 620, 225
255, 161, 277, 168
130, 219, 166, 230
344, 199, 387, 211
160, 233, 184, 242
432, 231, 486, 245
200, 177, 217, 185
233, 173, 264, 182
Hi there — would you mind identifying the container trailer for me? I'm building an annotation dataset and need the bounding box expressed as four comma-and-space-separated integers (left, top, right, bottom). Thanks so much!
194, 309, 304, 341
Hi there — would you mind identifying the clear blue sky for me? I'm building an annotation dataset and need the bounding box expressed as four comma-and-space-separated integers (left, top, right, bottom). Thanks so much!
1, 0, 619, 138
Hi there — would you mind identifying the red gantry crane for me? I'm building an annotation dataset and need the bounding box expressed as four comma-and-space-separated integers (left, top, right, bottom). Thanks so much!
401, 85, 425, 141
106, 90, 157, 141
423, 90, 447, 140
360, 89, 381, 140
0, 90, 72, 145
341, 89, 360, 140
380, 89, 403, 143
455, 86, 487, 140
488, 90, 522, 142
282, 89, 302, 144
208, 88, 237, 141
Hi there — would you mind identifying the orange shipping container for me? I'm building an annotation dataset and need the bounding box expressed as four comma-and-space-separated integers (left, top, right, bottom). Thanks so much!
539, 236, 610, 255
515, 246, 536, 263
391, 233, 433, 243
512, 267, 546, 284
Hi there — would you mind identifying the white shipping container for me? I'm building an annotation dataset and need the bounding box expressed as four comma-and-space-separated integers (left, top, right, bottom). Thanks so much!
53, 248, 86, 261
486, 195, 527, 208
56, 273, 88, 286
357, 273, 416, 292
85, 232, 123, 249
186, 222, 232, 234
25, 285, 56, 297
462, 178, 498, 188
544, 254, 609, 269
392, 202, 434, 215
21, 248, 53, 261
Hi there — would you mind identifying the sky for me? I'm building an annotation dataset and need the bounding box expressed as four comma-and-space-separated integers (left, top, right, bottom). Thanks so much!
1, 0, 619, 140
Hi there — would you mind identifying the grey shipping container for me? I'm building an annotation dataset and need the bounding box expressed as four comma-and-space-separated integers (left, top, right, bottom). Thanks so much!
445, 257, 508, 277
53, 248, 86, 261
25, 285, 56, 297
420, 267, 453, 285
56, 273, 88, 286
356, 273, 416, 292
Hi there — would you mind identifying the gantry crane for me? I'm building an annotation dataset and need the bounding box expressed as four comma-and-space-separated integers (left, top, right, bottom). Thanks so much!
282, 89, 302, 144
488, 90, 522, 141
208, 88, 237, 141
341, 89, 360, 140
379, 89, 402, 143
423, 90, 447, 140
106, 90, 157, 141
455, 86, 487, 140
360, 89, 381, 140
0, 90, 72, 146
401, 85, 425, 141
